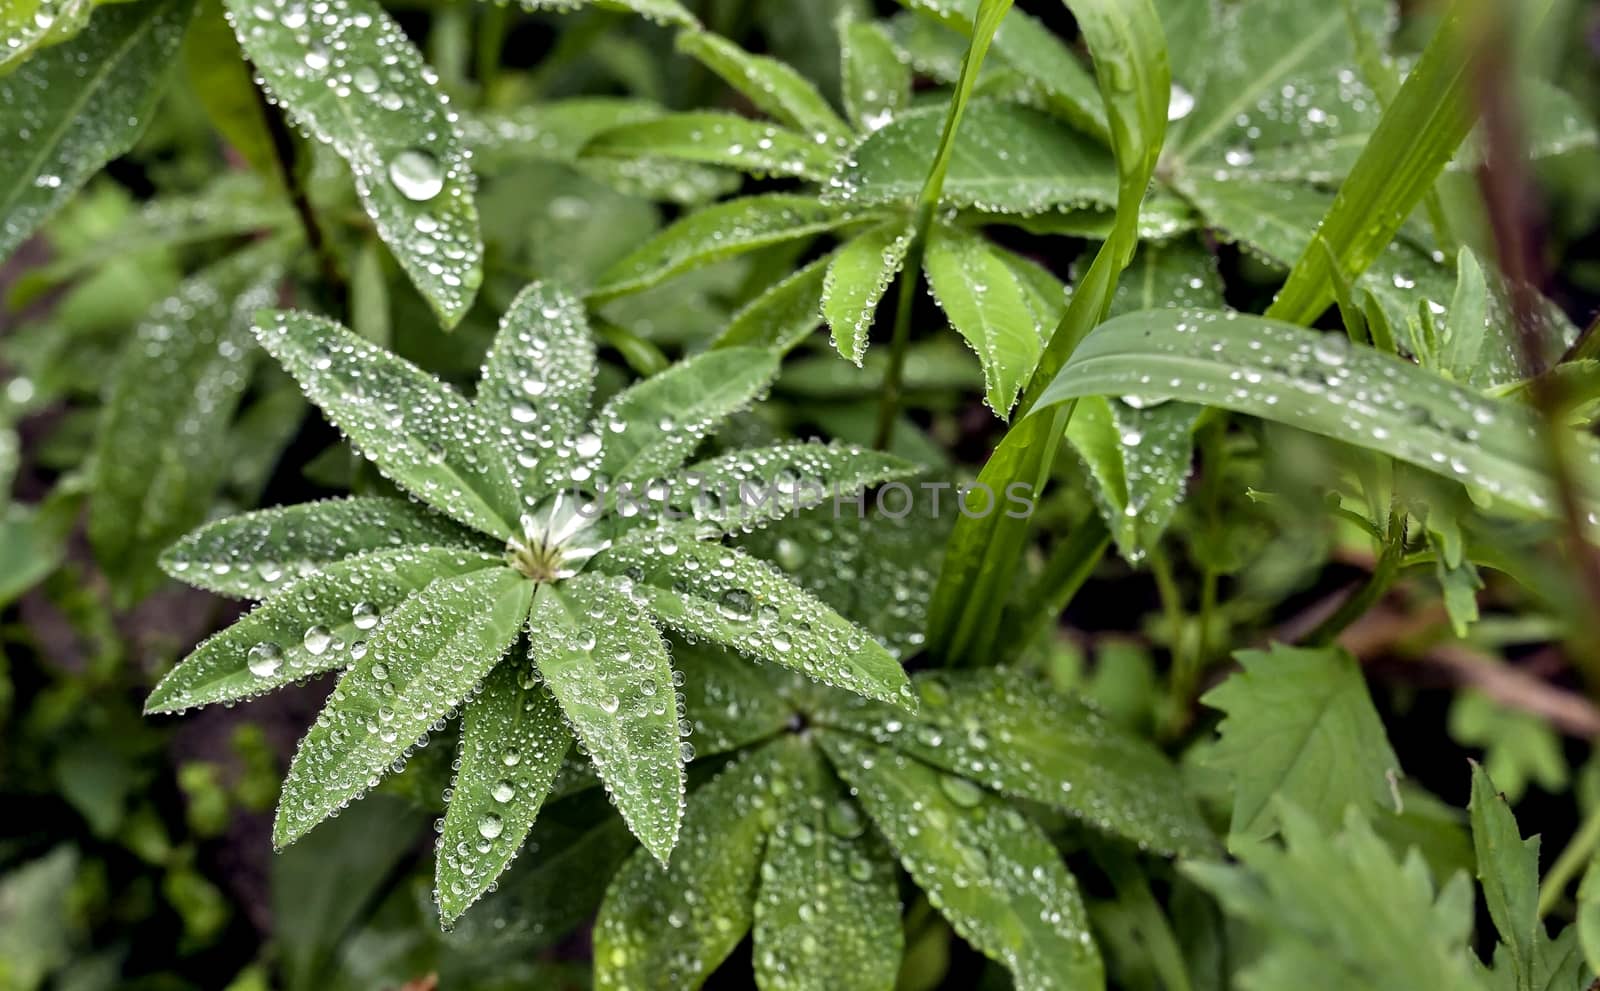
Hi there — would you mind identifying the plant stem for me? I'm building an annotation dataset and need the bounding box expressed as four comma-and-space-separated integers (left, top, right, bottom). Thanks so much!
1538, 800, 1600, 917
872, 220, 928, 450
1304, 511, 1405, 647
251, 69, 344, 313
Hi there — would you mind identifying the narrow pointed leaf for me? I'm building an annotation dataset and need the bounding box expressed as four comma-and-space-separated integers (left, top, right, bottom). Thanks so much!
594, 738, 806, 991
227, 0, 483, 325
530, 577, 684, 862
598, 533, 913, 706
593, 348, 780, 484
1441, 248, 1487, 382
840, 18, 912, 133
162, 497, 486, 600
753, 744, 902, 991
582, 112, 840, 181
1469, 763, 1543, 985
675, 30, 851, 141
591, 195, 871, 301
256, 310, 517, 538
819, 732, 1103, 991
712, 253, 832, 352
923, 223, 1042, 415
515, 0, 697, 27
672, 643, 795, 759
823, 219, 914, 364
436, 657, 571, 923
273, 567, 532, 847
0, 0, 193, 263
673, 441, 916, 534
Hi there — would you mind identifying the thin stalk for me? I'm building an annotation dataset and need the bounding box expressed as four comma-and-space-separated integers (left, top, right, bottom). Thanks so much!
475, 3, 510, 100
873, 224, 929, 449
251, 69, 344, 313
1304, 511, 1405, 647
1537, 801, 1600, 917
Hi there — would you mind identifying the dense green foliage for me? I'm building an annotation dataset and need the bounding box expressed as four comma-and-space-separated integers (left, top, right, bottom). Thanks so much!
5, 0, 1600, 988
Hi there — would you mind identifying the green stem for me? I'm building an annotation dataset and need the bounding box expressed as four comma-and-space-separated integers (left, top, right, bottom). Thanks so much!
1304, 512, 1406, 647
475, 3, 510, 101
873, 220, 929, 450
1538, 800, 1600, 917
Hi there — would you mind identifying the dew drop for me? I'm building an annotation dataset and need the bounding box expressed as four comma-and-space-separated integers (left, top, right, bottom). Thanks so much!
388, 148, 445, 201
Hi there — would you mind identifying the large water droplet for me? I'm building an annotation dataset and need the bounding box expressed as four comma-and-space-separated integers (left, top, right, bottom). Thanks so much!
388, 148, 444, 201
247, 642, 284, 678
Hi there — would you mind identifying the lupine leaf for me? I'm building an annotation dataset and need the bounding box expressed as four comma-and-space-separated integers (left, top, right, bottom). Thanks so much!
672, 643, 793, 759
673, 441, 915, 534
599, 533, 913, 706
822, 219, 914, 364
591, 194, 871, 300
0, 0, 193, 264
0, 0, 117, 72
753, 743, 902, 991
273, 566, 532, 848
675, 30, 851, 141
161, 497, 489, 600
513, 0, 697, 28
816, 670, 1213, 856
436, 657, 571, 923
89, 246, 282, 598
594, 738, 806, 990
255, 310, 517, 539
839, 18, 912, 133
831, 102, 1116, 215
1202, 644, 1400, 841
922, 222, 1042, 415
582, 112, 842, 181
227, 0, 483, 325
593, 348, 780, 484
712, 253, 832, 352
819, 732, 1104, 991
530, 577, 684, 863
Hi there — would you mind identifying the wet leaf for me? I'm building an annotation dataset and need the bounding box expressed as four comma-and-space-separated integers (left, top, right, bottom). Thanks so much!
822, 219, 913, 364
673, 441, 916, 534
227, 0, 483, 325
582, 111, 842, 181
839, 17, 911, 134
273, 566, 532, 848
676, 29, 851, 141
922, 222, 1042, 415
713, 253, 832, 352
672, 642, 794, 759
516, 0, 697, 28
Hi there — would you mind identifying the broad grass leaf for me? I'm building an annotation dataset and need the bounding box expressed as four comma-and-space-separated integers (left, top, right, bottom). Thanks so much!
822, 219, 914, 363
162, 496, 490, 600
922, 222, 1043, 415
0, 0, 193, 263
530, 577, 684, 862
256, 310, 517, 539
436, 657, 571, 923
273, 567, 532, 848
227, 0, 483, 326
582, 112, 842, 181
675, 30, 851, 141
818, 731, 1103, 991
712, 253, 832, 352
839, 18, 912, 133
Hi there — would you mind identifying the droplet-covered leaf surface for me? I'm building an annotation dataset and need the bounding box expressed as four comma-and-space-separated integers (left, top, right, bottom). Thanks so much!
823, 219, 914, 364
922, 223, 1044, 415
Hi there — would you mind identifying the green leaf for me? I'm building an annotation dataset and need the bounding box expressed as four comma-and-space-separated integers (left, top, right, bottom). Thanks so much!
822, 219, 914, 363
0, 848, 78, 990
0, 0, 193, 264
922, 222, 1042, 415
712, 252, 832, 352
594, 737, 806, 990
817, 669, 1213, 856
183, 0, 278, 178
256, 310, 517, 539
161, 497, 487, 600
1470, 762, 1543, 990
436, 656, 571, 923
89, 246, 282, 598
147, 546, 503, 712
675, 29, 851, 141
839, 17, 912, 133
530, 577, 684, 863
1440, 248, 1488, 382
582, 112, 842, 181
674, 441, 916, 534
227, 0, 483, 325
514, 0, 697, 28
599, 532, 913, 706
753, 743, 903, 991
832, 102, 1116, 215
1449, 692, 1566, 804
673, 642, 794, 758
1202, 644, 1399, 841
594, 348, 780, 484
1030, 308, 1600, 522
1578, 857, 1600, 977
591, 194, 871, 300
273, 566, 532, 848
819, 732, 1103, 990
462, 98, 666, 166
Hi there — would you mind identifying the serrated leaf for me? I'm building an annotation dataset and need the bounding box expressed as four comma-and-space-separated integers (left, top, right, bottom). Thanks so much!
162, 498, 486, 600
582, 112, 842, 181
753, 743, 902, 991
273, 566, 532, 848
819, 732, 1103, 991
530, 576, 684, 863
817, 669, 1213, 856
436, 656, 571, 923
593, 347, 780, 484
922, 223, 1041, 414
594, 738, 805, 990
713, 252, 832, 352
672, 642, 794, 759
0, 0, 193, 264
675, 30, 850, 141
823, 219, 913, 364
599, 533, 912, 706
832, 102, 1116, 215
1201, 644, 1399, 841
673, 441, 916, 534
255, 310, 517, 539
227, 0, 483, 325
1470, 762, 1546, 991
89, 245, 282, 598
1031, 307, 1600, 522
475, 281, 596, 491
839, 18, 911, 133
147, 546, 503, 712
591, 194, 871, 300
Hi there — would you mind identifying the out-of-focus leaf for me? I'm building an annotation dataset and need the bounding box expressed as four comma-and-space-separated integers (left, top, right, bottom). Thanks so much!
184, 0, 276, 176
839, 17, 911, 133
0, 847, 78, 991
676, 29, 851, 140
582, 112, 842, 181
